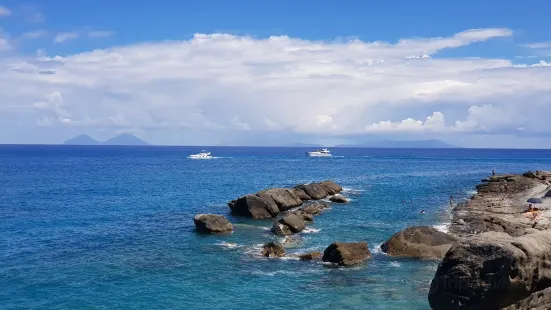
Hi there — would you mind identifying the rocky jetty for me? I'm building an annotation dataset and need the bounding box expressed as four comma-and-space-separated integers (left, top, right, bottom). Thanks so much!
381, 226, 457, 259
428, 171, 551, 309
322, 242, 371, 266
229, 181, 342, 219
193, 214, 233, 234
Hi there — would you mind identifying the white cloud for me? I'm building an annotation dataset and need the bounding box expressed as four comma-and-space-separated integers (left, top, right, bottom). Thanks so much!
0, 28, 551, 146
88, 30, 114, 38
0, 5, 11, 16
54, 32, 79, 43
22, 30, 47, 39
524, 42, 551, 49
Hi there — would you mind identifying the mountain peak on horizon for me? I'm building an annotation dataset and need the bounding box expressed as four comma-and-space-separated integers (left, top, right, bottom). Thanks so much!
63, 133, 149, 146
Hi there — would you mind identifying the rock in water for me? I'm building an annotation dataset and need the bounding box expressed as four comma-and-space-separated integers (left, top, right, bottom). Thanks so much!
381, 226, 457, 259
257, 188, 303, 211
298, 251, 322, 261
261, 242, 285, 258
228, 194, 279, 219
319, 181, 343, 195
271, 213, 306, 235
329, 194, 349, 203
193, 214, 233, 234
301, 203, 328, 215
428, 231, 551, 310
322, 242, 371, 266
295, 183, 328, 200
293, 189, 312, 201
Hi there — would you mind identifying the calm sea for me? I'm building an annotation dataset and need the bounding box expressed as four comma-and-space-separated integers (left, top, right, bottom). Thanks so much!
1, 146, 551, 309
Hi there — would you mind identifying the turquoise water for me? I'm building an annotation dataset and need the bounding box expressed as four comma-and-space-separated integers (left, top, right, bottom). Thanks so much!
2, 146, 551, 309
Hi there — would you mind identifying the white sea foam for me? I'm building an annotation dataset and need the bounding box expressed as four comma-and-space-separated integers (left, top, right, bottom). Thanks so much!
390, 261, 401, 268
302, 227, 321, 234
433, 223, 450, 233
466, 190, 478, 196
215, 241, 241, 249
279, 256, 301, 261
371, 242, 386, 255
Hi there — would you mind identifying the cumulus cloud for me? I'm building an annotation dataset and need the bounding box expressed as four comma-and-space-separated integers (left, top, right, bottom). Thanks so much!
0, 5, 11, 16
0, 28, 550, 146
88, 30, 115, 38
54, 32, 79, 43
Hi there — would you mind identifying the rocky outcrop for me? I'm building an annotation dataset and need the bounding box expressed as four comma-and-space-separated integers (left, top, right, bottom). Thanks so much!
428, 231, 551, 310
272, 213, 306, 236
229, 181, 343, 218
261, 242, 285, 258
193, 214, 233, 234
329, 194, 349, 203
301, 203, 328, 215
228, 194, 279, 219
322, 242, 371, 266
257, 188, 302, 212
381, 226, 457, 259
298, 251, 322, 261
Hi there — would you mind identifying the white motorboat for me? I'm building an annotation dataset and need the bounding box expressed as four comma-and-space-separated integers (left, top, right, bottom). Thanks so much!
306, 148, 332, 157
188, 151, 213, 159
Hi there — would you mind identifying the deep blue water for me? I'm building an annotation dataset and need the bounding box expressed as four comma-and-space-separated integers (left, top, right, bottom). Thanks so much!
1, 146, 551, 310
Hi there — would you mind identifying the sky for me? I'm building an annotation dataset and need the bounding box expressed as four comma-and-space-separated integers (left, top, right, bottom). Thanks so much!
0, 0, 551, 148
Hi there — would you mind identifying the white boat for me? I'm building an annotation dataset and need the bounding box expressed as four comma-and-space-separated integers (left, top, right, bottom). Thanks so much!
307, 148, 332, 157
188, 151, 213, 159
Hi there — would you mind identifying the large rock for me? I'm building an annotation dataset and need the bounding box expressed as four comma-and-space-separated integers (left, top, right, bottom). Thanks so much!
257, 188, 302, 211
293, 189, 312, 201
293, 210, 314, 223
193, 214, 233, 234
295, 183, 329, 200
228, 194, 279, 219
261, 242, 285, 258
502, 287, 551, 310
319, 181, 343, 195
428, 231, 551, 310
298, 251, 322, 261
272, 213, 306, 235
301, 203, 328, 215
329, 194, 349, 203
381, 226, 457, 259
322, 242, 371, 266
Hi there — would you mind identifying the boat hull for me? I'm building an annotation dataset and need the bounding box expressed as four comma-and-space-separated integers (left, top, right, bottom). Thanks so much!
306, 152, 332, 157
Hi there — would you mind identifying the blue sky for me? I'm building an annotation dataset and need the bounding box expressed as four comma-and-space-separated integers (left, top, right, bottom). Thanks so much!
0, 1, 551, 147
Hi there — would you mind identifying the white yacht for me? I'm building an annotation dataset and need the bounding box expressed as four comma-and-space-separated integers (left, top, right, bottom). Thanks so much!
306, 148, 332, 157
188, 151, 213, 159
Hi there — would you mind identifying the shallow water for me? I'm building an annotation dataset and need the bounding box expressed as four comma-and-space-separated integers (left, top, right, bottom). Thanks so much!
1, 146, 551, 309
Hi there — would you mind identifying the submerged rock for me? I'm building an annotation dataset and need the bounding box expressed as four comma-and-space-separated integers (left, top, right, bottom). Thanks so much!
193, 214, 233, 234
322, 242, 371, 266
381, 226, 457, 259
329, 194, 349, 203
272, 213, 306, 235
261, 242, 285, 258
428, 231, 551, 310
228, 194, 279, 219
298, 251, 322, 261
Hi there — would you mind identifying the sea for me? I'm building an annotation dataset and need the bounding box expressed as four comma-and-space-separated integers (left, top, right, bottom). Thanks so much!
2, 145, 551, 310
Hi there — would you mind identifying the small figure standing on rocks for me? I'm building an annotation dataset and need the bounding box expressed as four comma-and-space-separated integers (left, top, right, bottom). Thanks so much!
449, 196, 454, 208
492, 169, 496, 176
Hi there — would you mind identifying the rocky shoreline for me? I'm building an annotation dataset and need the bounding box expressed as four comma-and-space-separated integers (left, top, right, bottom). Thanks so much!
192, 172, 551, 309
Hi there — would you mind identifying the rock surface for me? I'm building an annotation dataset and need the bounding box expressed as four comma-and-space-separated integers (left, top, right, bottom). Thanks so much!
301, 203, 328, 215
429, 230, 551, 310
229, 181, 342, 218
329, 194, 349, 203
261, 242, 285, 258
298, 251, 322, 261
271, 213, 306, 236
193, 214, 233, 234
322, 242, 371, 266
381, 226, 457, 259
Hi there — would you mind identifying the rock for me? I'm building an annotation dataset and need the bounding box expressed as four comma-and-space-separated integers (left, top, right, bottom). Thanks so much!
380, 226, 457, 259
293, 210, 314, 223
319, 180, 343, 195
272, 213, 306, 235
502, 287, 551, 310
322, 242, 371, 266
257, 188, 302, 212
295, 183, 328, 200
301, 203, 328, 215
293, 189, 312, 200
193, 214, 233, 234
329, 194, 349, 203
261, 242, 285, 258
228, 194, 279, 219
298, 251, 322, 261
428, 231, 551, 310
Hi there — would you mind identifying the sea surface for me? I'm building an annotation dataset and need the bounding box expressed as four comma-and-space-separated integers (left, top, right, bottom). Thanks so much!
2, 146, 551, 310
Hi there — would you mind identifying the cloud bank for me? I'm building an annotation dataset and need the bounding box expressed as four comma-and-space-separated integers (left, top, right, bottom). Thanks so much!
1, 28, 550, 146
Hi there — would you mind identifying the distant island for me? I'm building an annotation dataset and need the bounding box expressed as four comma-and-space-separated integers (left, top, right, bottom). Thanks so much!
335, 139, 459, 148
63, 133, 149, 146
